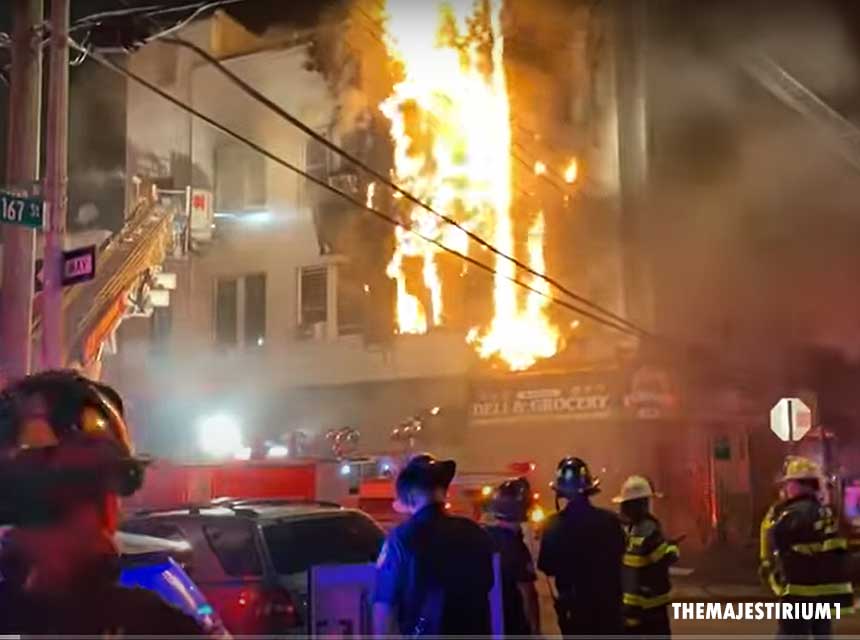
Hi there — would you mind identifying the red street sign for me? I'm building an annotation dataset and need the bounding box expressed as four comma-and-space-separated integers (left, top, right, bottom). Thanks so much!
35, 245, 97, 292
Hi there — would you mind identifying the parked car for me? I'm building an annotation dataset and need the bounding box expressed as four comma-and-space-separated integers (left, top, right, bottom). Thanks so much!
0, 528, 226, 637
121, 499, 385, 635
116, 532, 229, 637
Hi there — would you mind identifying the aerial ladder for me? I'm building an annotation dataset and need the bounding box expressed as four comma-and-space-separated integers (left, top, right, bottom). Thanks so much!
30, 194, 175, 375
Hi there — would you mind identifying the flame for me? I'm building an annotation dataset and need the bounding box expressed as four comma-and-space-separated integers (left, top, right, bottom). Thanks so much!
380, 0, 559, 369
366, 182, 376, 208
469, 213, 559, 370
564, 158, 578, 184
533, 160, 547, 176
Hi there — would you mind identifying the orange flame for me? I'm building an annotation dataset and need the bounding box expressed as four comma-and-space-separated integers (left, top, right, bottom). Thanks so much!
564, 158, 578, 184
380, 0, 559, 369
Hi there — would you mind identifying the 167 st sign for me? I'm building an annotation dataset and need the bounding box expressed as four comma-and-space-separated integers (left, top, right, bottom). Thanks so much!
0, 190, 44, 229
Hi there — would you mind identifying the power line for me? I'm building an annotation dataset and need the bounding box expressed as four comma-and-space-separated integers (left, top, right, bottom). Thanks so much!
72, 1, 237, 29
158, 36, 650, 338
73, 41, 642, 339
144, 1, 247, 43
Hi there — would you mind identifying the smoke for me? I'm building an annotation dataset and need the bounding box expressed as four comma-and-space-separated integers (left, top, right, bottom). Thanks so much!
645, 0, 860, 363
106, 335, 465, 459
69, 60, 128, 232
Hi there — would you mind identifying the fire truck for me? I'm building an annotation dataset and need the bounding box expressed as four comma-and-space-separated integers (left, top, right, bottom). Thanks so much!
127, 454, 547, 534
124, 457, 352, 512
331, 457, 546, 531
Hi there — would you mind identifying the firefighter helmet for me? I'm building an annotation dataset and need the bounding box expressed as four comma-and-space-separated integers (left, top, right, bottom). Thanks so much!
395, 452, 456, 498
551, 456, 600, 497
612, 475, 663, 503
0, 371, 147, 525
488, 477, 533, 522
777, 456, 822, 483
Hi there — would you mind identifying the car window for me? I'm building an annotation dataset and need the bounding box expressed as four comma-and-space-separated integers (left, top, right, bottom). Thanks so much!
263, 513, 383, 575
121, 519, 187, 542
202, 520, 263, 576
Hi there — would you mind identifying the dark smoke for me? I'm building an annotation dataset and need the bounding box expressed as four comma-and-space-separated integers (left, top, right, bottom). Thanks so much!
646, 0, 860, 366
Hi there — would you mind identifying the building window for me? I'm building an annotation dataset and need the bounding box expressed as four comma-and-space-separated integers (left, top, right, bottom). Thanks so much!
337, 267, 364, 336
297, 263, 364, 340
215, 278, 238, 347
215, 143, 266, 213
151, 306, 172, 353
244, 273, 266, 347
215, 273, 267, 348
297, 265, 328, 339
305, 131, 341, 181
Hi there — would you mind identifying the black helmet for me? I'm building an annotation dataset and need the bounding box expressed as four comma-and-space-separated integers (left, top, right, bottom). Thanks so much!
395, 453, 456, 499
0, 370, 148, 525
489, 477, 533, 522
551, 456, 599, 497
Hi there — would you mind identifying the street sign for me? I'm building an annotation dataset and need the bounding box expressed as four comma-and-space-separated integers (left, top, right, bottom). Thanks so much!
0, 190, 44, 229
34, 245, 96, 292
770, 397, 812, 442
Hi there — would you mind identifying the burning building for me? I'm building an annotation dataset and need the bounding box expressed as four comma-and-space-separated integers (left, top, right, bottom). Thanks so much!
108, 0, 763, 551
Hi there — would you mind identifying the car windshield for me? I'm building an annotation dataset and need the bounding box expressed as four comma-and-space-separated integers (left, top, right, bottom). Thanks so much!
263, 513, 384, 575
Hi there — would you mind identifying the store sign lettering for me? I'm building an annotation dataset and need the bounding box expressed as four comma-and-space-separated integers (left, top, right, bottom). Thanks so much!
471, 386, 613, 420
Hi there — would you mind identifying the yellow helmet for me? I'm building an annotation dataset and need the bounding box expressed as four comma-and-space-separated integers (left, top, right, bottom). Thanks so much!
612, 475, 663, 503
778, 456, 822, 483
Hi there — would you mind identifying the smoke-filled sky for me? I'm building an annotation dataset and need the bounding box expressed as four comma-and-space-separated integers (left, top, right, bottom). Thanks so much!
645, 0, 860, 365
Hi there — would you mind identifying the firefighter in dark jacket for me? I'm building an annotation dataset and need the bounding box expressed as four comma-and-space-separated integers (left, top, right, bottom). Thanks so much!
760, 456, 853, 639
372, 453, 495, 637
538, 456, 626, 637
0, 371, 207, 636
485, 477, 541, 636
613, 475, 678, 636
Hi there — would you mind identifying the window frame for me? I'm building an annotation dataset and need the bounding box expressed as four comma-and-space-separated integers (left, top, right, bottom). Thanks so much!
213, 272, 267, 349
296, 264, 330, 339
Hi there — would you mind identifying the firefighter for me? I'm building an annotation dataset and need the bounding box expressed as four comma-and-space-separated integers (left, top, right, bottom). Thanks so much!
613, 475, 678, 636
759, 455, 853, 639
538, 456, 626, 637
373, 453, 495, 637
0, 371, 207, 636
485, 477, 541, 636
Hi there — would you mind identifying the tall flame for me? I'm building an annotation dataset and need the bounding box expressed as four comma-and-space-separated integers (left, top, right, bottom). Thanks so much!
380, 0, 560, 370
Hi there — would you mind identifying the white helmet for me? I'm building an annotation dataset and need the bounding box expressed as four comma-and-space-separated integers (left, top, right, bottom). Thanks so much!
612, 475, 663, 504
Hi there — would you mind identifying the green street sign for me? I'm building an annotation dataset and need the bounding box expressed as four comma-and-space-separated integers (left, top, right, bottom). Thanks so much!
0, 191, 44, 229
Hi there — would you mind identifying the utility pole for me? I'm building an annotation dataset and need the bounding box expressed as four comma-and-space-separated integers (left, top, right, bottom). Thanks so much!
41, 0, 69, 369
0, 0, 43, 382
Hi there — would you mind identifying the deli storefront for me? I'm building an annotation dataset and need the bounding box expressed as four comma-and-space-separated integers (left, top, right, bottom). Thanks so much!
463, 366, 717, 550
